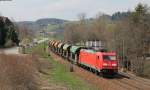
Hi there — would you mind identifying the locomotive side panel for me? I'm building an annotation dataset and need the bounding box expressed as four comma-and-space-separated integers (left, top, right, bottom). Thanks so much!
79, 50, 98, 70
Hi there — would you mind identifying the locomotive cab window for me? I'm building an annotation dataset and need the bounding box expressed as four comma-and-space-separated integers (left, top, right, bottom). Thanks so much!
103, 55, 116, 60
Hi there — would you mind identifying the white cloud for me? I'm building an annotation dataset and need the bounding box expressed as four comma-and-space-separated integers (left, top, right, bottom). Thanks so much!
0, 0, 149, 21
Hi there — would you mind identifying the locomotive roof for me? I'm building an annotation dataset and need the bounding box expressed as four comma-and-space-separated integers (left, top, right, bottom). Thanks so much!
81, 49, 116, 55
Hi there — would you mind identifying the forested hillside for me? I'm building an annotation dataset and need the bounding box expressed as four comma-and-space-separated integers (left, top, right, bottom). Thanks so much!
17, 18, 67, 31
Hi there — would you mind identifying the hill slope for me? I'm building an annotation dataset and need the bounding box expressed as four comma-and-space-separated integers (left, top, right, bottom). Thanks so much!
17, 18, 68, 30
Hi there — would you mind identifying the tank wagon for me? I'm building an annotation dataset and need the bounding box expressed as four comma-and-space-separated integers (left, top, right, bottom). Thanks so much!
48, 40, 118, 76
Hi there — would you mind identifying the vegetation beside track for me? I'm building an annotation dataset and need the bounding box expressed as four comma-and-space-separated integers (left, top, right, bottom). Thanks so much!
0, 54, 40, 90
25, 43, 99, 90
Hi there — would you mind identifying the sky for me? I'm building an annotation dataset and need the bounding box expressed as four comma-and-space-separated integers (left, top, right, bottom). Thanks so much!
0, 0, 149, 21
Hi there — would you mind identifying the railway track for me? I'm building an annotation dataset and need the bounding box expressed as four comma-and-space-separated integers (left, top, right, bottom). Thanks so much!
119, 72, 150, 86
112, 78, 146, 90
111, 79, 139, 90
114, 73, 150, 90
50, 51, 150, 90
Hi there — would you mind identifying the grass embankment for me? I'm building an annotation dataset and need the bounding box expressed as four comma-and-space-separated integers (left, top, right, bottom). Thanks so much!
26, 43, 98, 90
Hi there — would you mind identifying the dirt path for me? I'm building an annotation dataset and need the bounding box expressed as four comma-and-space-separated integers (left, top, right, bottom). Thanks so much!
0, 47, 19, 54
50, 51, 150, 90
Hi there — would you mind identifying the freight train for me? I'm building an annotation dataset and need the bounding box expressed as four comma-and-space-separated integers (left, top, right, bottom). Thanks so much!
48, 40, 118, 76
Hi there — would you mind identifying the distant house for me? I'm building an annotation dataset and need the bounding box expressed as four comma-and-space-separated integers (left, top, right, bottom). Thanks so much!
85, 40, 106, 51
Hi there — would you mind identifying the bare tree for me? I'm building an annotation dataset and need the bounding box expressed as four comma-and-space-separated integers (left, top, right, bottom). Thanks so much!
64, 4, 150, 76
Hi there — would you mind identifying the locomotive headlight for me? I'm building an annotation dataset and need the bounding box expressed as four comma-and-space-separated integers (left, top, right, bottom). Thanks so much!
103, 63, 108, 66
112, 64, 117, 66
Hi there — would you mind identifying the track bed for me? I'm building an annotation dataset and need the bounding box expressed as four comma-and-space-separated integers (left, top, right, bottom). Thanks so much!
50, 51, 150, 90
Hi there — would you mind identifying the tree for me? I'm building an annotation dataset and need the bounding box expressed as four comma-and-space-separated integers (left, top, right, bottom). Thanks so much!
115, 3, 150, 75
63, 3, 150, 76
0, 16, 19, 47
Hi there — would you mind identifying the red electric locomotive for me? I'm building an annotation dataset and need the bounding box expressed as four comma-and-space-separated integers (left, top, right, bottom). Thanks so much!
79, 49, 118, 75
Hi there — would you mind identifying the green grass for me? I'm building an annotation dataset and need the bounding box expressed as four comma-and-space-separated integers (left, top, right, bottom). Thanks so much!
25, 43, 99, 90
25, 43, 48, 58
47, 57, 97, 90
36, 36, 45, 41
46, 24, 60, 31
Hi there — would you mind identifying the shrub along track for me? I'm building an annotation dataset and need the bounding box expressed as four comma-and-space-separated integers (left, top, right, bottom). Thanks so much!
49, 51, 150, 90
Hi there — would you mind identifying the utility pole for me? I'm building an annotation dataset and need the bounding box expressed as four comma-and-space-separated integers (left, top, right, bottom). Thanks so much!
39, 24, 47, 51
40, 30, 46, 51
43, 30, 46, 51
122, 39, 126, 71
